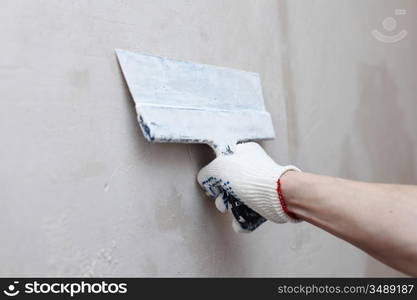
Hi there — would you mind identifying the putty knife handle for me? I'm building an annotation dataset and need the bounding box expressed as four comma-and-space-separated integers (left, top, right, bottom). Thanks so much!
212, 142, 237, 156
224, 189, 267, 232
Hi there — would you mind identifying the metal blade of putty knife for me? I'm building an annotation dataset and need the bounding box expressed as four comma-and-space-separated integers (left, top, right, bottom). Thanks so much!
115, 49, 275, 156
116, 49, 275, 232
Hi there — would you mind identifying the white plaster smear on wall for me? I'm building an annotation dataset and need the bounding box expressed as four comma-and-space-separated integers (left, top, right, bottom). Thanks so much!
0, 0, 416, 276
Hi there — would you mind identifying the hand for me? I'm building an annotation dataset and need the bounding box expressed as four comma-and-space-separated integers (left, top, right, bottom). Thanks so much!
197, 142, 300, 232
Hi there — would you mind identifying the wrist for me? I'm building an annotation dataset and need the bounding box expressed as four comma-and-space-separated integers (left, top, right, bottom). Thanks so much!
279, 171, 317, 221
279, 170, 299, 204
239, 166, 302, 224
277, 173, 299, 220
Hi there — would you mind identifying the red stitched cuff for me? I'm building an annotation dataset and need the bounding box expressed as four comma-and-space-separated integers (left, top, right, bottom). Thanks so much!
277, 178, 298, 220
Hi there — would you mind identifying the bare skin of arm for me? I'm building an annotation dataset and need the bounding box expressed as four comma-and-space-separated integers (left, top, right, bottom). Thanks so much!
281, 171, 417, 276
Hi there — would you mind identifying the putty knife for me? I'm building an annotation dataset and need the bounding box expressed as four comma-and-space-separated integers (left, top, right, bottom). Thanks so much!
116, 49, 275, 231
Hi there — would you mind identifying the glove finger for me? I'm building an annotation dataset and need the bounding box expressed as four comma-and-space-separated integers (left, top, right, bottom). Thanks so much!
215, 193, 228, 213
198, 175, 223, 199
232, 219, 251, 234
208, 183, 222, 199
199, 183, 221, 200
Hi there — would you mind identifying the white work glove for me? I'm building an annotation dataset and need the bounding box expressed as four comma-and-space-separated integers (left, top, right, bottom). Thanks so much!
197, 142, 301, 232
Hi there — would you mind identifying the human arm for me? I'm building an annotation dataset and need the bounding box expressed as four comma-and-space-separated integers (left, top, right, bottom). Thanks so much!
281, 171, 417, 276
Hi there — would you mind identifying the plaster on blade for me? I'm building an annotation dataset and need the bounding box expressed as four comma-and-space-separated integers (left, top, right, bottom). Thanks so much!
115, 49, 275, 155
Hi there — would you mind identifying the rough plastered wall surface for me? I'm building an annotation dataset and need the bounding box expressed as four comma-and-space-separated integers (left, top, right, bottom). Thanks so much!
0, 0, 416, 276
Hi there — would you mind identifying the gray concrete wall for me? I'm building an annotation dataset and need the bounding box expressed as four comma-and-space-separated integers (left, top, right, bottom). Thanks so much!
0, 0, 415, 276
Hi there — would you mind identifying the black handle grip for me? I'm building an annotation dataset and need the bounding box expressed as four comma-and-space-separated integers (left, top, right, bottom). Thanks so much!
224, 193, 267, 232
